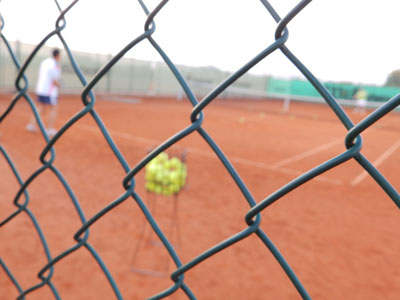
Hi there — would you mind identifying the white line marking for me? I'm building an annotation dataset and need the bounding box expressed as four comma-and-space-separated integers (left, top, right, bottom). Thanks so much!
272, 138, 343, 168
351, 140, 400, 186
76, 124, 343, 185
76, 123, 160, 145
227, 156, 342, 185
3, 111, 343, 185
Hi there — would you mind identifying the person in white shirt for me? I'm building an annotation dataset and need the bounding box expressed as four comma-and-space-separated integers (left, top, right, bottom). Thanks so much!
26, 48, 61, 137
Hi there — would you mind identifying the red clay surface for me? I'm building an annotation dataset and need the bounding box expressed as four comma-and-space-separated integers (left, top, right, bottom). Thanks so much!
1, 93, 400, 299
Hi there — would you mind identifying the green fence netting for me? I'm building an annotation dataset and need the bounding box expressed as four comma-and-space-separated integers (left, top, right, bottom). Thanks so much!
1, 0, 400, 299
267, 77, 400, 102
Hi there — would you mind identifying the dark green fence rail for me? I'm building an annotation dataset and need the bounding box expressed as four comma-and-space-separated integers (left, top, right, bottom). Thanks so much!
1, 0, 400, 299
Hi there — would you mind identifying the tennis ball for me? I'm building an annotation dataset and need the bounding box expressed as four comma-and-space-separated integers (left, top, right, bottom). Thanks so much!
146, 162, 162, 181
170, 182, 180, 194
146, 182, 156, 192
156, 152, 168, 163
169, 157, 182, 169
145, 167, 155, 181
155, 169, 166, 183
164, 159, 172, 170
168, 170, 180, 184
146, 159, 158, 171
154, 185, 163, 195
238, 117, 245, 124
181, 165, 187, 177
180, 177, 186, 187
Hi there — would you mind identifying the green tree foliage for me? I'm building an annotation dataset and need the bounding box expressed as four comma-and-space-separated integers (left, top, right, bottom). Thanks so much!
385, 70, 400, 87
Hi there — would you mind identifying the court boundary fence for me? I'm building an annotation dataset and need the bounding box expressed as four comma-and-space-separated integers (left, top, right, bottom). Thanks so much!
1, 1, 400, 299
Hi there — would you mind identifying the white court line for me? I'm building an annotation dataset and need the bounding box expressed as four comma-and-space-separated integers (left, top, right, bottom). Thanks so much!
272, 138, 343, 168
1, 110, 343, 185
76, 124, 343, 185
227, 156, 342, 185
351, 140, 400, 186
77, 123, 160, 145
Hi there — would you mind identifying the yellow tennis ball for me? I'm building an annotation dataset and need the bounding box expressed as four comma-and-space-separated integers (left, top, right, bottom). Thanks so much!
154, 185, 163, 195
170, 182, 180, 194
169, 157, 182, 169
146, 161, 161, 180
180, 177, 186, 188
156, 152, 168, 163
146, 182, 156, 192
161, 169, 171, 185
165, 158, 174, 170
168, 170, 180, 184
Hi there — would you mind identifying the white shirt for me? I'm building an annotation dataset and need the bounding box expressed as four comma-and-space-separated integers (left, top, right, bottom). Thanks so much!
35, 57, 61, 98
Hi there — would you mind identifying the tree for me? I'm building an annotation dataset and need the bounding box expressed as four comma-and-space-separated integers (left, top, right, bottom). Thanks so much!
385, 70, 400, 87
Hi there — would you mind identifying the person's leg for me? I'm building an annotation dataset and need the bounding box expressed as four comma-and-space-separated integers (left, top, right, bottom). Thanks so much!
46, 99, 58, 137
47, 105, 58, 130
26, 102, 44, 131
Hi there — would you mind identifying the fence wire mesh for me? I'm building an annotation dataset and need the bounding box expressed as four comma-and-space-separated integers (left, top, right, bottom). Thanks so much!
1, 0, 400, 299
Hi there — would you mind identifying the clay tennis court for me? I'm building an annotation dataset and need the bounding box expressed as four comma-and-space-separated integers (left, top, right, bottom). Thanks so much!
1, 93, 400, 299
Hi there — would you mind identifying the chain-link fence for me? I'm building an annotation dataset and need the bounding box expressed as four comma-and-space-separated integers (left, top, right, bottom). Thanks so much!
0, 41, 270, 98
1, 0, 400, 299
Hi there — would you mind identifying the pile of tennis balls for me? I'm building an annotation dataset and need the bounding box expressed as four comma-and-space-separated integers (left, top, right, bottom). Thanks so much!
145, 152, 187, 196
